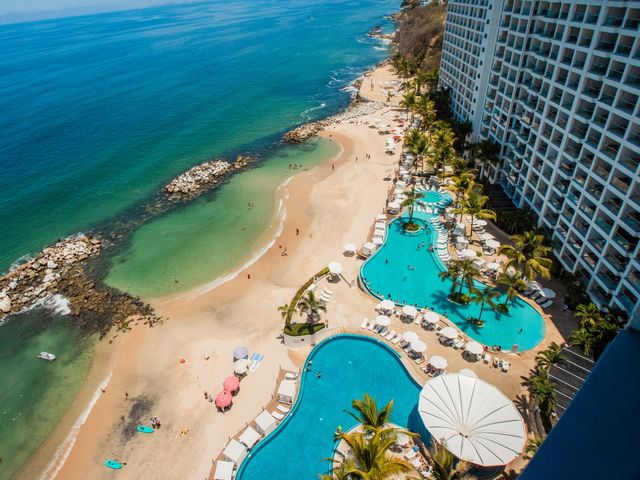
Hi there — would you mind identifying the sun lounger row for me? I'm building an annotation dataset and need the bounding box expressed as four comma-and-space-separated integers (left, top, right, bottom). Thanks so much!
318, 288, 334, 304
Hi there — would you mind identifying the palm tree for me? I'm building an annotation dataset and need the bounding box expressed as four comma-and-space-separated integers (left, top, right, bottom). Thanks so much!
528, 371, 557, 423
334, 428, 416, 480
346, 394, 394, 433
569, 327, 594, 356
575, 303, 603, 329
455, 258, 479, 296
498, 230, 553, 281
535, 342, 563, 372
401, 91, 418, 121
470, 287, 500, 321
402, 187, 424, 226
525, 437, 544, 459
416, 95, 436, 129
439, 261, 462, 296
497, 271, 527, 305
404, 129, 429, 173
450, 171, 476, 209
428, 441, 472, 480
429, 121, 456, 179
278, 303, 289, 321
460, 191, 496, 233
297, 291, 327, 323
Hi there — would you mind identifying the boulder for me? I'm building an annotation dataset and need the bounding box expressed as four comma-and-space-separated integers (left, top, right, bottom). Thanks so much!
0, 296, 11, 313
47, 260, 58, 269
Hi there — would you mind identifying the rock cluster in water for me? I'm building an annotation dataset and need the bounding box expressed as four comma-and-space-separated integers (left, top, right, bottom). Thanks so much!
0, 236, 160, 335
164, 156, 252, 199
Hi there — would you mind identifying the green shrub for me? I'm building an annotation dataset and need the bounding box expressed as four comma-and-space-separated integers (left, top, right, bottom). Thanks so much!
284, 267, 330, 325
284, 322, 325, 336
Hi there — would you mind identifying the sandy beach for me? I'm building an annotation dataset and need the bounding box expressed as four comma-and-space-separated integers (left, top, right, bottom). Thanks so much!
26, 64, 565, 480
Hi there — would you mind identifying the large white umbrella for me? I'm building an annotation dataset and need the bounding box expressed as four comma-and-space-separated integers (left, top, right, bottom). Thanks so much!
375, 315, 391, 327
328, 262, 343, 275
485, 239, 501, 249
465, 341, 484, 356
403, 331, 419, 343
474, 219, 488, 227
541, 288, 556, 299
477, 232, 494, 241
429, 355, 448, 370
402, 305, 418, 318
423, 310, 440, 324
440, 327, 458, 340
233, 346, 248, 360
487, 262, 501, 271
472, 258, 486, 268
234, 359, 249, 375
460, 248, 477, 258
418, 374, 526, 466
380, 299, 395, 311
411, 340, 427, 353
343, 244, 357, 254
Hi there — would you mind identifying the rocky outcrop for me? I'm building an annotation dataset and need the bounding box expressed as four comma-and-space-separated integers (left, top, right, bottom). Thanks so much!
0, 235, 160, 335
164, 156, 252, 199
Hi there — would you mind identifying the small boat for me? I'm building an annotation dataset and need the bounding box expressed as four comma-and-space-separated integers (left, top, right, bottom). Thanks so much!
37, 352, 56, 361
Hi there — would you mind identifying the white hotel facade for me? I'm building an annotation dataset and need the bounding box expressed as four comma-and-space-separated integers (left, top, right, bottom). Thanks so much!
439, 0, 640, 319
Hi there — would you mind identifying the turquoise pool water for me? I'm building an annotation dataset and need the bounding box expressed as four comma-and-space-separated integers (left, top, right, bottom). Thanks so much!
237, 335, 427, 479
360, 195, 545, 351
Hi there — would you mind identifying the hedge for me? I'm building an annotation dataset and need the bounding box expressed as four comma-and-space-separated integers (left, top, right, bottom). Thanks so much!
285, 266, 330, 325
283, 322, 326, 336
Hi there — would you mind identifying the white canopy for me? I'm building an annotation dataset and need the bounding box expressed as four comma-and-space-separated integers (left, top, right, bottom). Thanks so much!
455, 236, 469, 247
233, 346, 248, 360
372, 236, 384, 246
487, 262, 501, 271
375, 315, 391, 327
526, 280, 543, 291
343, 243, 357, 254
380, 299, 395, 311
402, 305, 418, 318
328, 261, 343, 275
234, 359, 249, 375
477, 232, 494, 241
254, 410, 277, 436
214, 460, 235, 480
422, 310, 440, 324
465, 341, 484, 355
472, 258, 486, 268
474, 219, 488, 227
485, 239, 501, 249
277, 380, 296, 404
223, 439, 247, 464
403, 331, 419, 343
541, 288, 556, 299
460, 248, 477, 258
429, 355, 448, 370
239, 426, 261, 449
440, 327, 458, 340
411, 340, 427, 353
418, 374, 526, 466
459, 368, 478, 378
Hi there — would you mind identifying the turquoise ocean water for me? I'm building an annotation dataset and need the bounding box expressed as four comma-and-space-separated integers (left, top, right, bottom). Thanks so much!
0, 1, 395, 477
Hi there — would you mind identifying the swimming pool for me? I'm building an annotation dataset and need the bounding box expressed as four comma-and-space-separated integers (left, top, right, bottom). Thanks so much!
237, 335, 427, 479
360, 194, 545, 351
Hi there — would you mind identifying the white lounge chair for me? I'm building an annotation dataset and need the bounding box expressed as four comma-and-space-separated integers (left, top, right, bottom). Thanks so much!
323, 288, 334, 296
392, 334, 401, 345
385, 329, 396, 340
284, 372, 298, 380
483, 353, 491, 364
367, 321, 375, 331
277, 404, 290, 414
501, 361, 510, 373
271, 411, 284, 421
360, 318, 369, 329
404, 450, 418, 460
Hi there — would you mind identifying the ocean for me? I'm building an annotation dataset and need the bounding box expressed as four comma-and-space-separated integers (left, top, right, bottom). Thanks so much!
0, 0, 395, 478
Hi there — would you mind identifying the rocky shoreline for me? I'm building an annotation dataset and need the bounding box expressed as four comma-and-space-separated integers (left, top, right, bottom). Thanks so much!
164, 155, 252, 199
0, 235, 160, 335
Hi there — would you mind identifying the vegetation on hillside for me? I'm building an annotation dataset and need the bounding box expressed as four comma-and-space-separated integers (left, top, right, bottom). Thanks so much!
394, 2, 447, 70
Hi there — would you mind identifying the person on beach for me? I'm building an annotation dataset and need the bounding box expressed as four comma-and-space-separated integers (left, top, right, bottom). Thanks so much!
247, 273, 251, 280
296, 228, 299, 236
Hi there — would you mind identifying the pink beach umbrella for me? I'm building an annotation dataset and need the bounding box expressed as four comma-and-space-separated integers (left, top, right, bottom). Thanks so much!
215, 391, 233, 408
223, 375, 240, 393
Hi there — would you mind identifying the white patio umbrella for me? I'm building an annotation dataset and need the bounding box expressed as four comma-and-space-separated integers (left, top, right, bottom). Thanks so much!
422, 310, 440, 324
328, 261, 343, 275
403, 331, 419, 343
418, 374, 526, 466
472, 258, 486, 268
402, 305, 418, 318
460, 248, 477, 258
487, 262, 501, 271
465, 341, 484, 356
411, 340, 427, 353
234, 359, 249, 375
485, 239, 501, 249
429, 355, 448, 370
233, 346, 248, 360
474, 219, 488, 227
440, 327, 458, 340
526, 280, 543, 292
477, 232, 495, 241
380, 299, 395, 311
459, 368, 478, 378
541, 288, 556, 299
343, 244, 357, 254
375, 315, 391, 327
